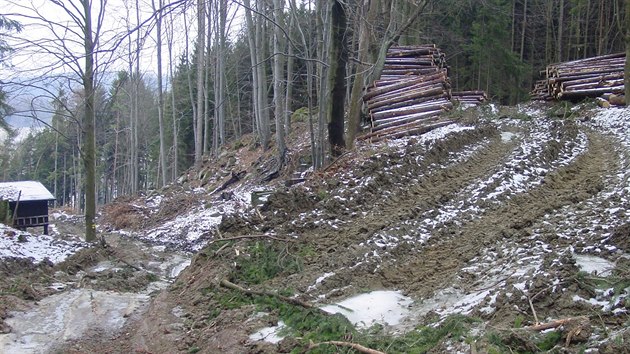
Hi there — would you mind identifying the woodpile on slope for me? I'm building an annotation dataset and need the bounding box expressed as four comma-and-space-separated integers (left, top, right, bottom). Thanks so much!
531, 53, 625, 102
359, 45, 486, 143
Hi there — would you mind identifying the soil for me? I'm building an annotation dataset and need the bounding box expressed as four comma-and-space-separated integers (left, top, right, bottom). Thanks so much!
2, 104, 630, 353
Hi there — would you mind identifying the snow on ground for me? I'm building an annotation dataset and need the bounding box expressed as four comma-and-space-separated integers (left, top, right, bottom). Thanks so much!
0, 223, 85, 264
321, 290, 413, 329
252, 290, 413, 343
138, 184, 256, 251
1, 183, 259, 263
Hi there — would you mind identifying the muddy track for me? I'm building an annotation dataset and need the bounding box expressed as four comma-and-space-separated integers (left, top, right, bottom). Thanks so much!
382, 130, 615, 295
281, 122, 617, 304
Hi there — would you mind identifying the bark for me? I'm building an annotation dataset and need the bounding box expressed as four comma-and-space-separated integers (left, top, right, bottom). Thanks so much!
167, 10, 178, 181
557, 0, 565, 62
346, 0, 374, 149
272, 0, 287, 162
327, 0, 347, 157
153, 0, 167, 186
285, 10, 295, 137
81, 0, 96, 242
194, 0, 206, 165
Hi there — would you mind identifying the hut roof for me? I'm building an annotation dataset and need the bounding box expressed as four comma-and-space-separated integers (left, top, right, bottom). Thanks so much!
0, 181, 55, 202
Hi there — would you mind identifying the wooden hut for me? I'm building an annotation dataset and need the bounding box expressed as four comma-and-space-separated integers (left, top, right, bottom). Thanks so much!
0, 181, 55, 235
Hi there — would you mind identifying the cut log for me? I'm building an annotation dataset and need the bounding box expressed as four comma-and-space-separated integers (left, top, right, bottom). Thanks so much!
367, 85, 445, 111
373, 112, 443, 132
371, 99, 451, 120
369, 93, 450, 113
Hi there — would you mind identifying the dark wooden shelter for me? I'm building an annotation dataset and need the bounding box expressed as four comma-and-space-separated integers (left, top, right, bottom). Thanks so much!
0, 181, 55, 235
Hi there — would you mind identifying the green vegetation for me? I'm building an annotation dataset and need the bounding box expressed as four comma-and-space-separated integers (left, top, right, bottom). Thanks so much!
230, 241, 302, 285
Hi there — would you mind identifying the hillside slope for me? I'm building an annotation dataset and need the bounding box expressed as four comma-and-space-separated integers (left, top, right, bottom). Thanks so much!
2, 102, 630, 354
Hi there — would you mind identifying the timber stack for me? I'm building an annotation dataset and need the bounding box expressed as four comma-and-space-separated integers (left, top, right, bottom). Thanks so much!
531, 53, 625, 102
359, 45, 486, 143
451, 91, 488, 105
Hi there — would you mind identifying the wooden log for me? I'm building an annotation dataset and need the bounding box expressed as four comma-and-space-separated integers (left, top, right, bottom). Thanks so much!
365, 70, 448, 101
371, 99, 451, 120
367, 79, 447, 105
381, 68, 440, 76
387, 47, 438, 57
562, 79, 625, 91
373, 111, 443, 132
559, 72, 623, 86
367, 81, 445, 105
364, 77, 428, 101
383, 64, 439, 70
557, 85, 624, 98
369, 93, 450, 113
367, 85, 445, 110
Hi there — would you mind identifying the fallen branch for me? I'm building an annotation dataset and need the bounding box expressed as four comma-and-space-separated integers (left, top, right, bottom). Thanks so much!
307, 340, 386, 354
526, 316, 588, 331
219, 279, 327, 315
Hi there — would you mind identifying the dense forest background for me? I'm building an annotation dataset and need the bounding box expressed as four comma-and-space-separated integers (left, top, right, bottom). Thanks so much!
0, 0, 626, 213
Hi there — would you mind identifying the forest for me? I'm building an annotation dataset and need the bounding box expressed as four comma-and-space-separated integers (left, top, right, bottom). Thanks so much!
0, 0, 627, 240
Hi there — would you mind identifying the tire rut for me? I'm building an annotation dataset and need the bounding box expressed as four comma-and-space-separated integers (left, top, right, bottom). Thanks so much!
380, 129, 617, 296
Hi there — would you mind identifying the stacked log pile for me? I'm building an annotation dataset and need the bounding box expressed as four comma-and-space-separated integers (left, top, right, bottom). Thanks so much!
451, 91, 488, 105
359, 45, 456, 143
531, 53, 625, 101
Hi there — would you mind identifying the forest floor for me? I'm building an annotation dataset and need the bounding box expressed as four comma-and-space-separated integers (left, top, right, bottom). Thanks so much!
1, 101, 630, 354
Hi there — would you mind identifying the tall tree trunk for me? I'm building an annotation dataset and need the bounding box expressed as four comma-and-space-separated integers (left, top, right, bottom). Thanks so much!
194, 0, 206, 165
153, 0, 168, 186
273, 0, 287, 163
327, 0, 347, 157
520, 0, 527, 61
346, 0, 376, 149
243, 0, 261, 143
81, 0, 96, 242
167, 10, 179, 180
255, 0, 271, 149
285, 11, 295, 137
214, 0, 227, 153
289, 0, 316, 169
316, 0, 330, 168
557, 0, 564, 62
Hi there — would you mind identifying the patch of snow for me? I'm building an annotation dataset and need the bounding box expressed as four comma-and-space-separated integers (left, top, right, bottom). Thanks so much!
500, 131, 518, 142
0, 224, 85, 264
321, 290, 412, 329
249, 321, 286, 344
574, 254, 615, 277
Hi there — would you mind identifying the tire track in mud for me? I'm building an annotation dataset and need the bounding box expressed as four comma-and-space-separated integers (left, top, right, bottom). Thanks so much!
379, 129, 616, 297
290, 126, 525, 295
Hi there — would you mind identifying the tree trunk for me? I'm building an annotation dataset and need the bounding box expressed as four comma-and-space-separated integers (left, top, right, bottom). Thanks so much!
273, 0, 287, 163
167, 10, 179, 181
194, 0, 206, 165
346, 0, 375, 149
327, 0, 347, 157
557, 0, 564, 62
153, 0, 167, 186
81, 0, 96, 242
